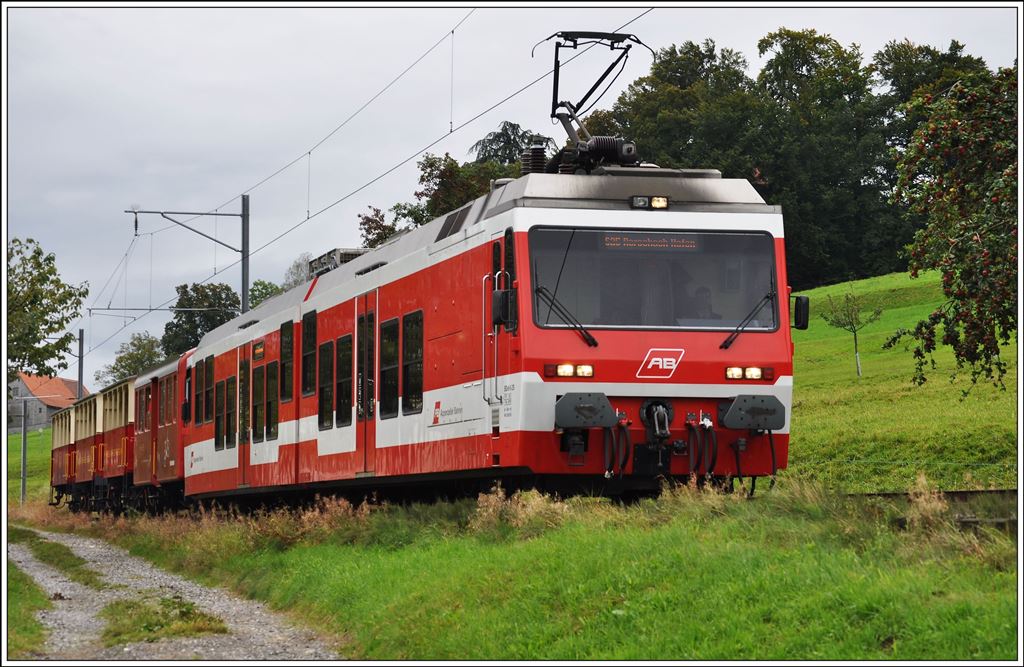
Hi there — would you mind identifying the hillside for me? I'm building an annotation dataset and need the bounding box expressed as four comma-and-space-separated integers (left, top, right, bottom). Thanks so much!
789, 271, 1017, 491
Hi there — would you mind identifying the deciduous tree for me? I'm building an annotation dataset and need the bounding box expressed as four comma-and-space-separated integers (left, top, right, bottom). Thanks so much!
7, 238, 89, 385
819, 293, 883, 377
161, 283, 240, 356
94, 331, 164, 387
885, 67, 1017, 390
250, 279, 283, 307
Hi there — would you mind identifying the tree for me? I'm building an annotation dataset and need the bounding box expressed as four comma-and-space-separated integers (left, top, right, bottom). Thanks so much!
250, 279, 283, 307
358, 206, 399, 249
94, 332, 164, 387
161, 283, 240, 356
885, 67, 1017, 390
755, 28, 893, 288
415, 153, 519, 220
819, 293, 883, 377
7, 238, 89, 385
469, 121, 555, 164
281, 252, 312, 290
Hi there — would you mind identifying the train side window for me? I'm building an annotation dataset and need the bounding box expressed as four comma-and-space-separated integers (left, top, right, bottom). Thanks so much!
194, 359, 204, 424
169, 373, 177, 424
182, 367, 191, 423
253, 365, 265, 444
318, 341, 334, 430
158, 379, 166, 426
266, 361, 279, 440
379, 319, 399, 419
301, 311, 317, 396
402, 311, 423, 415
226, 376, 236, 449
503, 227, 518, 332
336, 335, 352, 427
204, 355, 214, 423
214, 381, 225, 451
280, 321, 294, 403
239, 359, 250, 444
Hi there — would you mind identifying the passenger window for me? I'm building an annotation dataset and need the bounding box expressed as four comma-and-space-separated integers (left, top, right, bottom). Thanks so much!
318, 341, 334, 430
379, 319, 399, 419
204, 355, 214, 423
253, 365, 265, 443
402, 312, 423, 414
266, 361, 279, 440
280, 322, 293, 402
226, 376, 236, 449
194, 359, 204, 424
301, 311, 317, 396
214, 381, 225, 451
336, 335, 353, 427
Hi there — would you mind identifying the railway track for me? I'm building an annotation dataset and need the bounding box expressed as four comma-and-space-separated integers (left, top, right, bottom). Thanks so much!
848, 488, 1017, 503
847, 488, 1018, 534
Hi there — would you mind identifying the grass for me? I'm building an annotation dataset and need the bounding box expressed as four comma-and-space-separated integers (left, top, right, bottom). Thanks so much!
8, 525, 106, 590
7, 426, 52, 504
790, 270, 1017, 491
5, 270, 1018, 659
7, 559, 51, 659
99, 595, 228, 647
10, 483, 1017, 660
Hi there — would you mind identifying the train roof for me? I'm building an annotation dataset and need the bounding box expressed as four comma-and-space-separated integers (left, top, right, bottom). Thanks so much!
195, 169, 776, 355
132, 354, 188, 389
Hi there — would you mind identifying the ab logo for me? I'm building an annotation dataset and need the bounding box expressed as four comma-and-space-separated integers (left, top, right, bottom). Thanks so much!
432, 401, 442, 425
636, 349, 685, 379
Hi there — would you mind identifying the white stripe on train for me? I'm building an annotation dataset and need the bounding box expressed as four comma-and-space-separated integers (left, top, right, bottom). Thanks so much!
184, 373, 792, 478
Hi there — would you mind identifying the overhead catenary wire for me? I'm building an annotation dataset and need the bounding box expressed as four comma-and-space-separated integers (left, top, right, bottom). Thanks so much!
149, 8, 478, 233
82, 8, 653, 362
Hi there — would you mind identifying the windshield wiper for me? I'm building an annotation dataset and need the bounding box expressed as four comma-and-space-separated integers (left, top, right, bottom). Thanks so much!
535, 285, 598, 347
719, 291, 775, 350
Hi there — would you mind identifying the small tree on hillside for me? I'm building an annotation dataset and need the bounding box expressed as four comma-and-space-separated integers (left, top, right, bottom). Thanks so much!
820, 293, 883, 377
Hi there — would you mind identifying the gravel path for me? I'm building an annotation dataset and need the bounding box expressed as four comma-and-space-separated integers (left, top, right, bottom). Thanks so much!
7, 527, 340, 661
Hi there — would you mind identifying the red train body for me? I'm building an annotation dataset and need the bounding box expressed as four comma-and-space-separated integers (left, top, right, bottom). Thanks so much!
52, 167, 807, 510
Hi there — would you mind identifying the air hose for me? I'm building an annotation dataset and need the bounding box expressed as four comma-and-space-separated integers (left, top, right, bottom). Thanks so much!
617, 421, 631, 476
704, 426, 720, 477
603, 426, 615, 478
767, 430, 777, 491
687, 423, 704, 478
603, 420, 633, 478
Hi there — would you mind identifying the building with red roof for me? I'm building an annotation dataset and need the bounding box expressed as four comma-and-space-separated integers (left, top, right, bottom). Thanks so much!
7, 373, 90, 433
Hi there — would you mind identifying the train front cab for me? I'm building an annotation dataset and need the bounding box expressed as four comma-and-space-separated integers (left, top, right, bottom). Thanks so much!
490, 205, 804, 491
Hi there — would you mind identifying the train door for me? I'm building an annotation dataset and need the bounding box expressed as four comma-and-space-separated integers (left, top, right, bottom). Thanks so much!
238, 342, 251, 487
356, 291, 377, 475
149, 378, 159, 480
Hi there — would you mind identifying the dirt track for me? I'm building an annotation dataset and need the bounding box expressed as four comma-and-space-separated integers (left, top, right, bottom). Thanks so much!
8, 526, 340, 661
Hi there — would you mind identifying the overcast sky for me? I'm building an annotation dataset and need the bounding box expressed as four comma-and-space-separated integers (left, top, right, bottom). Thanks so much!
5, 3, 1019, 387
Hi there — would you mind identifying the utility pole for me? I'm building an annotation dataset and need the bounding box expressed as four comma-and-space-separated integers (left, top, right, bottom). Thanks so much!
14, 394, 61, 506
126, 194, 251, 313
77, 328, 84, 399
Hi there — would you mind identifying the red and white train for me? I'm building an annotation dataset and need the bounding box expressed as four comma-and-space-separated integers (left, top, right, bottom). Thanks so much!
51, 32, 809, 509
51, 160, 809, 510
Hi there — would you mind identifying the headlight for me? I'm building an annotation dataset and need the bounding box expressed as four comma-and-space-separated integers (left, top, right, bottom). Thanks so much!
744, 367, 763, 380
575, 364, 594, 377
725, 367, 744, 380
556, 363, 575, 377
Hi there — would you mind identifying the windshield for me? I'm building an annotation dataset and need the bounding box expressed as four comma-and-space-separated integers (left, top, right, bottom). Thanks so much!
529, 228, 777, 330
